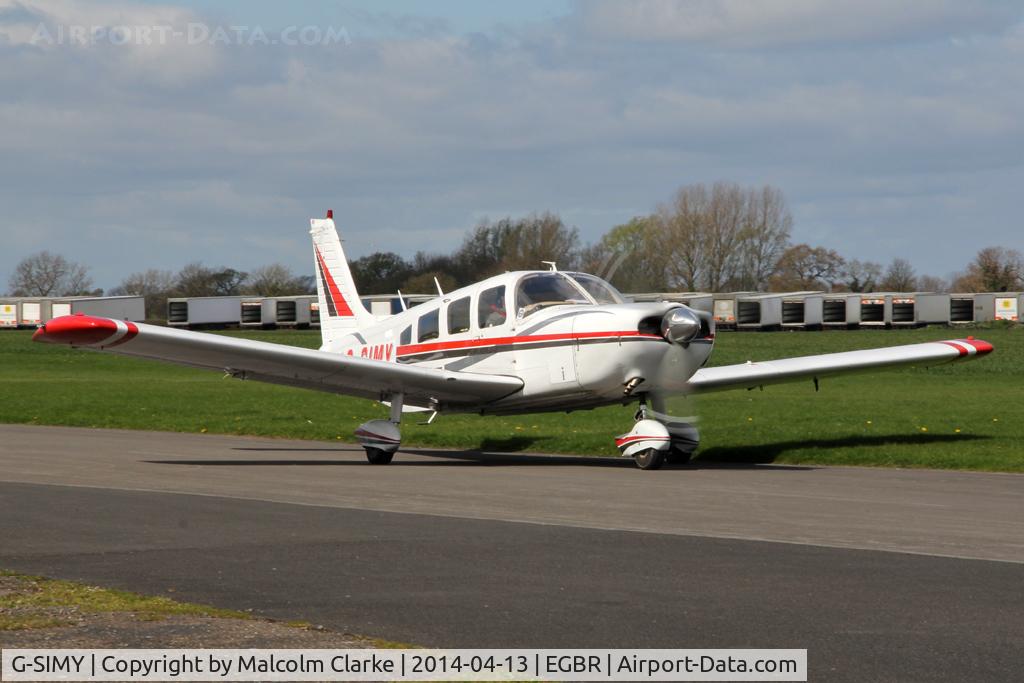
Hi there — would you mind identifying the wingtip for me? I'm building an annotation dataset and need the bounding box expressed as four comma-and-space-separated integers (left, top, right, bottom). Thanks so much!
963, 338, 994, 355
31, 315, 120, 346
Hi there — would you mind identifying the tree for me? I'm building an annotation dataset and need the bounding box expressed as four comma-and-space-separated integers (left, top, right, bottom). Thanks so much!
736, 185, 792, 291
917, 274, 948, 293
841, 259, 882, 292
494, 213, 580, 272
579, 216, 669, 292
175, 263, 247, 297
8, 251, 94, 297
880, 258, 917, 291
350, 252, 413, 295
109, 269, 175, 320
401, 271, 457, 295
653, 185, 710, 291
650, 182, 793, 292
245, 263, 314, 296
448, 213, 580, 283
951, 247, 1024, 292
770, 244, 845, 291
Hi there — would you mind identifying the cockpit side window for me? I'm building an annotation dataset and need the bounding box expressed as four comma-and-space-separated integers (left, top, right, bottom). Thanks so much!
478, 286, 507, 328
515, 273, 591, 319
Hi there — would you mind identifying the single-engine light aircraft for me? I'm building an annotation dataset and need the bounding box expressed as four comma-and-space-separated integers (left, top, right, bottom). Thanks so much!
34, 212, 994, 469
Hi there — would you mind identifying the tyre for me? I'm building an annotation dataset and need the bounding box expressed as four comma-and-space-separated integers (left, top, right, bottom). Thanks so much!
633, 448, 665, 470
365, 447, 395, 465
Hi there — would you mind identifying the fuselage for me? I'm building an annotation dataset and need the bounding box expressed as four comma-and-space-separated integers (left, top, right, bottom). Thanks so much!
326, 270, 715, 414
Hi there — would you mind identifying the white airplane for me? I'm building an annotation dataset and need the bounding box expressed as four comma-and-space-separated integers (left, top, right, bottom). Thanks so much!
34, 211, 994, 469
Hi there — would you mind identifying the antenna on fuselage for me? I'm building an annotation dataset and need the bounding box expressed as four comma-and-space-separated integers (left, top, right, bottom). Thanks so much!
542, 261, 558, 272
433, 277, 445, 296
397, 290, 407, 312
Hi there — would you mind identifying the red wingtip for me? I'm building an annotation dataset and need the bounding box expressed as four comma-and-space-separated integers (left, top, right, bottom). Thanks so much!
32, 315, 119, 345
963, 339, 994, 355
326, 209, 333, 219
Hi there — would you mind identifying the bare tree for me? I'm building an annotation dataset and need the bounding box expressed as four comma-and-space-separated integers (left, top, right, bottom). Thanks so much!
951, 247, 1024, 292
880, 258, 917, 291
653, 185, 710, 291
244, 263, 313, 297
109, 269, 176, 320
736, 185, 792, 290
916, 274, 948, 293
9, 251, 94, 296
652, 182, 793, 292
770, 244, 845, 291
500, 213, 580, 272
175, 263, 247, 297
841, 259, 882, 292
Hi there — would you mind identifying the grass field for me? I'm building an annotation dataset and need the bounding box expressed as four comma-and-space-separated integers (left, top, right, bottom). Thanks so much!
1, 325, 1020, 471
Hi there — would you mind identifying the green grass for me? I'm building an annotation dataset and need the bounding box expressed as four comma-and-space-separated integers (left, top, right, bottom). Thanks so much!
0, 569, 248, 630
1, 325, 1021, 471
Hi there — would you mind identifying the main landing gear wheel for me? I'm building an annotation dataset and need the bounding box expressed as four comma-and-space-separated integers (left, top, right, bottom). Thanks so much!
364, 447, 395, 465
633, 448, 666, 470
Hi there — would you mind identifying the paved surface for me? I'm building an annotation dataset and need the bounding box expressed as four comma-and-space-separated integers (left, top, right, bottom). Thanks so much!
1, 424, 1023, 681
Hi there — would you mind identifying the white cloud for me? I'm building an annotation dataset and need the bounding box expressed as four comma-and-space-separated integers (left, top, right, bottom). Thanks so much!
577, 0, 1020, 47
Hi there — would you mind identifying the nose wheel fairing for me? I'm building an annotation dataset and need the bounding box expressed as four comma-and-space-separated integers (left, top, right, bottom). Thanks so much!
616, 399, 701, 469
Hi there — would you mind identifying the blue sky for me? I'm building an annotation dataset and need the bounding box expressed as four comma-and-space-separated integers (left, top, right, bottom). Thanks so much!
1, 0, 1022, 291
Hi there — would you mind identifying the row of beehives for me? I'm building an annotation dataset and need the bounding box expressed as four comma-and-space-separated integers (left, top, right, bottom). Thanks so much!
631, 291, 1022, 329
0, 296, 146, 328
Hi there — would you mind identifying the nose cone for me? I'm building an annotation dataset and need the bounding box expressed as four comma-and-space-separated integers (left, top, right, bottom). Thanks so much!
661, 307, 701, 344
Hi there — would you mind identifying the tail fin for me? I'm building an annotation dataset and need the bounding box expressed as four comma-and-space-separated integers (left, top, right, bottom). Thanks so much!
310, 210, 372, 347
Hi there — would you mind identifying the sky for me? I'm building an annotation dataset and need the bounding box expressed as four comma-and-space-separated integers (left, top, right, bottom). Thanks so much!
1, 0, 1022, 292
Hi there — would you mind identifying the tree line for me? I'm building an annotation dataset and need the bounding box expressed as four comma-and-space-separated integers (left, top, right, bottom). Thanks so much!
7, 182, 1023, 319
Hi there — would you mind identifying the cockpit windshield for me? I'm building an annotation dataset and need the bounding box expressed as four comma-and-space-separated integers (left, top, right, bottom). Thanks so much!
515, 273, 590, 318
567, 272, 627, 305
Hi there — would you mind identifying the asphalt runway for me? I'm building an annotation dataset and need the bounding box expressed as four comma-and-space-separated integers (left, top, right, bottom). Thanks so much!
1, 424, 1022, 681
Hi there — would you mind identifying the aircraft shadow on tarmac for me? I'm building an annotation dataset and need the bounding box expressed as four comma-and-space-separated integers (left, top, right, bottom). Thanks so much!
144, 432, 983, 470
697, 432, 988, 465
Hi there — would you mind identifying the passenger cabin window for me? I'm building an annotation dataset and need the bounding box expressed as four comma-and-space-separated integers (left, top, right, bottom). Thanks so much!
448, 297, 471, 334
567, 273, 626, 305
417, 309, 439, 342
515, 273, 589, 319
478, 286, 507, 328
399, 326, 412, 346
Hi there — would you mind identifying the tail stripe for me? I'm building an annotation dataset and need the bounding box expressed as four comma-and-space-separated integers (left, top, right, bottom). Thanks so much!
314, 245, 353, 317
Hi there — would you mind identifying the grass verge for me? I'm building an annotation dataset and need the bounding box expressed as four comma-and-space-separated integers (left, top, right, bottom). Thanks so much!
0, 569, 248, 631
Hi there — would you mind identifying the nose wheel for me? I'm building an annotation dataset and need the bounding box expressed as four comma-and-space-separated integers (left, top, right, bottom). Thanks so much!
619, 396, 699, 469
633, 448, 666, 470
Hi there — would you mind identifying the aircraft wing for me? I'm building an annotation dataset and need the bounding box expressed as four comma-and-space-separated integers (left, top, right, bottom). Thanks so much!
685, 338, 993, 394
33, 315, 523, 409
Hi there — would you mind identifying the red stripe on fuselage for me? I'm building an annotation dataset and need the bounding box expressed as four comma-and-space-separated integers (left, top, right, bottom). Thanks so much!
314, 246, 353, 317
397, 330, 664, 358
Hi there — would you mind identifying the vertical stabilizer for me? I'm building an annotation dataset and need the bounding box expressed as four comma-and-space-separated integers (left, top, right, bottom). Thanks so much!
310, 210, 372, 348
